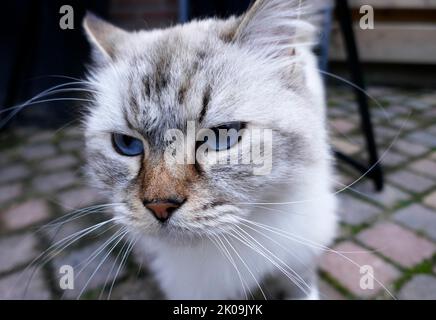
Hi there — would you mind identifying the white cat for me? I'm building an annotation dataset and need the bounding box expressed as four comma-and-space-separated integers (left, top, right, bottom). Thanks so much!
83, 0, 336, 299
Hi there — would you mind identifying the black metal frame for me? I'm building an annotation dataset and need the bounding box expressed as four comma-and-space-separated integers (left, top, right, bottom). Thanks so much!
334, 0, 383, 191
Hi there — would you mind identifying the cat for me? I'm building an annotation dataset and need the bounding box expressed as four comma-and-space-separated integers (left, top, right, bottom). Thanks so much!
82, 0, 337, 299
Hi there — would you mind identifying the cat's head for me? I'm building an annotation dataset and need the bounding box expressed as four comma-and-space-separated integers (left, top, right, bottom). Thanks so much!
83, 0, 329, 241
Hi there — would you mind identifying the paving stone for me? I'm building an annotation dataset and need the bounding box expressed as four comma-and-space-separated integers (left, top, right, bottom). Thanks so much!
334, 172, 356, 189
0, 268, 51, 299
353, 181, 409, 208
44, 219, 92, 246
380, 151, 407, 167
52, 239, 127, 299
419, 93, 436, 105
374, 126, 398, 140
409, 99, 432, 111
389, 170, 434, 193
409, 159, 436, 179
38, 154, 78, 172
337, 194, 382, 225
398, 275, 436, 300
110, 276, 164, 300
405, 131, 436, 148
64, 127, 82, 138
427, 124, 436, 135
372, 108, 391, 120
320, 241, 400, 298
32, 171, 77, 193
0, 183, 23, 206
1, 199, 51, 230
57, 187, 104, 211
390, 118, 417, 131
318, 279, 345, 300
356, 222, 435, 268
0, 164, 30, 184
0, 149, 15, 167
423, 109, 436, 120
423, 190, 436, 209
367, 87, 393, 97
20, 144, 56, 161
14, 127, 37, 138
331, 119, 356, 134
27, 131, 55, 144
328, 107, 347, 117
394, 204, 436, 241
59, 139, 84, 152
392, 139, 428, 157
332, 138, 360, 155
0, 233, 39, 273
388, 106, 410, 117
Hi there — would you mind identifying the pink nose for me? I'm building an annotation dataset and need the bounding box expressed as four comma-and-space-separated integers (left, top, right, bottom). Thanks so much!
143, 200, 183, 222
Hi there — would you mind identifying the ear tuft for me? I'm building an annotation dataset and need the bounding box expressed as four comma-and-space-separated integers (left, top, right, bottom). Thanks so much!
83, 11, 128, 61
233, 0, 318, 60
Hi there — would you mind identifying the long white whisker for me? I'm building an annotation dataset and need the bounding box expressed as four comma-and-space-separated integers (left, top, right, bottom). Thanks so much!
235, 223, 311, 291
318, 69, 391, 123
99, 235, 131, 300
76, 229, 128, 299
106, 236, 138, 300
230, 228, 310, 296
17, 217, 120, 298
240, 218, 396, 299
220, 234, 259, 299
208, 234, 250, 300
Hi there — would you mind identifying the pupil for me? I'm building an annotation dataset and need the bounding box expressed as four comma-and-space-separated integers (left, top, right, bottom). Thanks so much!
123, 135, 133, 146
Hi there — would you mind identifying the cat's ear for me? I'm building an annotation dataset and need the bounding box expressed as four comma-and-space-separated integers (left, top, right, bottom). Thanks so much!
233, 0, 316, 59
83, 12, 128, 61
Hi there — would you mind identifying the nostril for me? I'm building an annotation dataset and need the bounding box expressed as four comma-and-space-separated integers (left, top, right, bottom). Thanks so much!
143, 198, 185, 222
166, 206, 178, 216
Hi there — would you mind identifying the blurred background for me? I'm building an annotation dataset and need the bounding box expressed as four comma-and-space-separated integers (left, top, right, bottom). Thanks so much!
0, 0, 435, 300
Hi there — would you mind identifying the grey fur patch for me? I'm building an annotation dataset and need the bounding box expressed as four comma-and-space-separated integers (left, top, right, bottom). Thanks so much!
87, 150, 130, 188
199, 85, 211, 124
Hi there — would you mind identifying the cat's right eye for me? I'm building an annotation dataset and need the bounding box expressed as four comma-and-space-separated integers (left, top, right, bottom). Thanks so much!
112, 133, 144, 156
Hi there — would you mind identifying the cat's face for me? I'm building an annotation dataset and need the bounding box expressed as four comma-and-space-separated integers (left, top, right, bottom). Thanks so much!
83, 0, 328, 241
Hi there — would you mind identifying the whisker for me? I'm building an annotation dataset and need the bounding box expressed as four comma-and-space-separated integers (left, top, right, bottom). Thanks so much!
236, 113, 412, 206
221, 234, 258, 299
17, 217, 120, 298
0, 80, 93, 114
240, 218, 396, 299
40, 203, 124, 231
235, 223, 310, 291
106, 236, 138, 300
99, 235, 131, 300
208, 234, 250, 300
318, 69, 391, 123
76, 228, 128, 300
229, 227, 310, 297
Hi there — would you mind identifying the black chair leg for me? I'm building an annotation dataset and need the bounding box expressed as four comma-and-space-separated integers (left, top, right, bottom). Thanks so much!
335, 0, 384, 191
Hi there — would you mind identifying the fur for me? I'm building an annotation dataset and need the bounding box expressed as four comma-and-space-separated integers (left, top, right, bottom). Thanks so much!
83, 0, 336, 299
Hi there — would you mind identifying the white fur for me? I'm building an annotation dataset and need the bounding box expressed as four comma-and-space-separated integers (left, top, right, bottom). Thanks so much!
83, 0, 337, 299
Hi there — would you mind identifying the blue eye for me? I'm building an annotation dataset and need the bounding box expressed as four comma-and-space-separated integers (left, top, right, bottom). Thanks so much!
112, 133, 144, 156
205, 122, 243, 151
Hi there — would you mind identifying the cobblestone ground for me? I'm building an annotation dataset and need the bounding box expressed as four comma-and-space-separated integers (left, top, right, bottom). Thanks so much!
0, 86, 435, 300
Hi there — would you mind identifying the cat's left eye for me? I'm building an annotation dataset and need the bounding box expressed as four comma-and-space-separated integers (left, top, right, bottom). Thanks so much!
204, 122, 244, 151
112, 133, 144, 156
